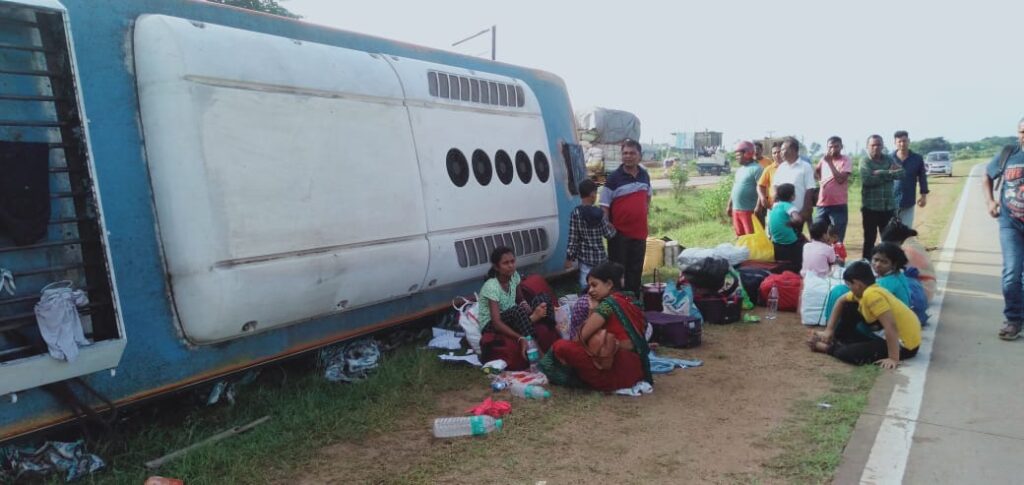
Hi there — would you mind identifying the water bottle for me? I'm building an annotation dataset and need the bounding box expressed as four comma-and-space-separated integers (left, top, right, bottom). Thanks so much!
432, 416, 503, 438
524, 336, 540, 373
509, 381, 551, 400
766, 285, 779, 320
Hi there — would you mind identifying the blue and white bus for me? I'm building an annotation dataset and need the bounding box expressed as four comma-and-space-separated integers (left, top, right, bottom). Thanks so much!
0, 0, 586, 441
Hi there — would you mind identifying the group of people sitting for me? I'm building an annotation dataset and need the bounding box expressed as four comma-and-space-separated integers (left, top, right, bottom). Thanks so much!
476, 246, 651, 392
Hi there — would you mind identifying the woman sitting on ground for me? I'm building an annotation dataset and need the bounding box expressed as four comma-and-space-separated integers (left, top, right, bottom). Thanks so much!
822, 242, 914, 324
808, 261, 921, 368
767, 183, 806, 271
548, 262, 653, 392
477, 246, 558, 370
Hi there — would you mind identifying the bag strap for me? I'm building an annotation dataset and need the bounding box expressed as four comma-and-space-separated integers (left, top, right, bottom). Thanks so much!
993, 144, 1016, 192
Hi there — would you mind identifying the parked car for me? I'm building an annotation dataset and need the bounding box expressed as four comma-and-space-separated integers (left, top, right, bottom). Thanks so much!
925, 151, 953, 177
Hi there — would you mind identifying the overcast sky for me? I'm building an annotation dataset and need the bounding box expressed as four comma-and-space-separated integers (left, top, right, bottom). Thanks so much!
287, 0, 1021, 150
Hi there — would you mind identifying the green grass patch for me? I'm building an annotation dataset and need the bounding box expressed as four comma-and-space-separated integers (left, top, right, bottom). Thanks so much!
765, 365, 880, 483
88, 347, 480, 484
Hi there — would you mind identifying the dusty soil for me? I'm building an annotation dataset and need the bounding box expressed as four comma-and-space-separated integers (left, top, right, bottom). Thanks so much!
290, 309, 847, 485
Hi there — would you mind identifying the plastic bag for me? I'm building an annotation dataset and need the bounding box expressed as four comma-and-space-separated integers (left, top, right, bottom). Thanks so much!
453, 295, 482, 352
800, 273, 841, 325
663, 280, 703, 321
735, 217, 774, 262
554, 303, 571, 339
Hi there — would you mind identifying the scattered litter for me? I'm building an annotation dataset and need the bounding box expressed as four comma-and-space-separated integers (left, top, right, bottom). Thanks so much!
438, 351, 481, 367
614, 381, 654, 397
0, 268, 15, 296
145, 477, 184, 485
482, 359, 507, 374
465, 397, 512, 418
508, 381, 550, 400
742, 314, 761, 323
145, 416, 270, 469
0, 440, 105, 483
648, 352, 703, 374
817, 402, 833, 409
204, 370, 261, 406
498, 371, 548, 387
427, 327, 464, 350
320, 338, 381, 383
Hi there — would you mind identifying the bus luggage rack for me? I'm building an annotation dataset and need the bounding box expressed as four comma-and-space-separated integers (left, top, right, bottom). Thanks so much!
0, 6, 118, 362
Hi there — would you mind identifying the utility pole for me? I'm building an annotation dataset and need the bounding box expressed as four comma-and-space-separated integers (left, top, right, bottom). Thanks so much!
452, 25, 496, 61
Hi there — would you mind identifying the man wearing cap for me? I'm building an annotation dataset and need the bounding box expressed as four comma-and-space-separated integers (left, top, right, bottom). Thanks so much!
728, 141, 764, 236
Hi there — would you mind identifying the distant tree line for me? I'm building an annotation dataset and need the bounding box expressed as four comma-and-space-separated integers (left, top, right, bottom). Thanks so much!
206, 0, 300, 18
911, 136, 1017, 159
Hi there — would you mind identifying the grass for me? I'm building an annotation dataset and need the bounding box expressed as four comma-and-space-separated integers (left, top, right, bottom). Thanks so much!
764, 366, 880, 483
84, 346, 481, 484
67, 160, 980, 484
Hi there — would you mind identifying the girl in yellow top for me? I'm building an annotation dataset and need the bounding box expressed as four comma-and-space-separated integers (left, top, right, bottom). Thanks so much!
808, 261, 921, 368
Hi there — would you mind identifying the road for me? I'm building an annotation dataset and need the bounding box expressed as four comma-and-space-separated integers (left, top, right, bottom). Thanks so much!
650, 174, 722, 192
836, 164, 1024, 483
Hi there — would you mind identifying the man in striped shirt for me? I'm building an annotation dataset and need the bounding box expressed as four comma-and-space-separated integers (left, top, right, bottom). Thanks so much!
600, 139, 652, 295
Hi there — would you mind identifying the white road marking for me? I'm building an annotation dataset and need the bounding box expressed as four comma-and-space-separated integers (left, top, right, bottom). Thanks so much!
859, 164, 983, 484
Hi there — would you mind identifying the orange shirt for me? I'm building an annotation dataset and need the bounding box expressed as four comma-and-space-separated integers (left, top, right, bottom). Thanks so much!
757, 162, 780, 206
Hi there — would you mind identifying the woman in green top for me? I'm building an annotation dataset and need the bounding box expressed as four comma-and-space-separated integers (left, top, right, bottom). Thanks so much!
477, 246, 556, 370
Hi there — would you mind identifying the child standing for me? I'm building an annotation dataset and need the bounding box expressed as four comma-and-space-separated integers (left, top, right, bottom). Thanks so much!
767, 183, 805, 270
801, 221, 837, 278
566, 179, 617, 290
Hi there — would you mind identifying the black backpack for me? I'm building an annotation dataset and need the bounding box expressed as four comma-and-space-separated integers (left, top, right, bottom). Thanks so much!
993, 144, 1017, 193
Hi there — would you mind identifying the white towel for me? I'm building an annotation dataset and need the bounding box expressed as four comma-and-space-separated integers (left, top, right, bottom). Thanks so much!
34, 283, 90, 362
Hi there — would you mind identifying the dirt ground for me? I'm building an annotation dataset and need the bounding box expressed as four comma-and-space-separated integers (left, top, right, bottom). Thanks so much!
289, 309, 848, 485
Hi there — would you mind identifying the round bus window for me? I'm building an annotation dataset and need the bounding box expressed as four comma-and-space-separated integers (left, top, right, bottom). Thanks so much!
534, 151, 550, 183
496, 150, 514, 185
446, 148, 469, 187
516, 150, 533, 183
472, 149, 493, 186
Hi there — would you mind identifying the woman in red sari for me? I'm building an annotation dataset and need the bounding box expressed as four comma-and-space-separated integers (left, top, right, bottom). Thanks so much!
550, 262, 653, 392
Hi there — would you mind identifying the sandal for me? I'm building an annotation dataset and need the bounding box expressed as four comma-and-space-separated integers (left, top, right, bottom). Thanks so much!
999, 322, 1022, 341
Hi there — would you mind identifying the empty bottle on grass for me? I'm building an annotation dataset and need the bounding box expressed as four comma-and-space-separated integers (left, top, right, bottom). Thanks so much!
509, 381, 551, 400
524, 336, 540, 373
765, 285, 779, 320
432, 416, 503, 438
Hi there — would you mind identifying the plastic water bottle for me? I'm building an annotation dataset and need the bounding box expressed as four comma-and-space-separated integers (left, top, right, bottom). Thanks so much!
509, 381, 551, 399
766, 285, 779, 320
432, 416, 503, 438
524, 336, 540, 373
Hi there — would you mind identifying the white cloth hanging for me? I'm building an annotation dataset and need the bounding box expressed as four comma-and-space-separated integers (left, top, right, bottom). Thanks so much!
34, 281, 90, 362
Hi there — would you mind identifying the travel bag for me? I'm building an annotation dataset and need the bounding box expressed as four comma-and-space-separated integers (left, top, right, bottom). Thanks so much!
645, 311, 701, 348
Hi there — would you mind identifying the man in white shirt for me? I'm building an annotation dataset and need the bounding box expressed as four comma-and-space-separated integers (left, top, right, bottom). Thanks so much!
773, 136, 818, 234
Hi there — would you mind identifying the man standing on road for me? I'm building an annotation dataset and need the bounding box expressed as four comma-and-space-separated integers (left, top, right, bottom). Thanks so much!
893, 130, 929, 228
728, 141, 764, 236
983, 118, 1024, 341
860, 135, 904, 260
754, 140, 772, 168
600, 139, 652, 295
756, 141, 784, 222
772, 136, 817, 235
814, 136, 852, 242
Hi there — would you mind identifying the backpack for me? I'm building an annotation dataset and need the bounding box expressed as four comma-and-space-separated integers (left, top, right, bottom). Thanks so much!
759, 271, 802, 312
993, 144, 1017, 193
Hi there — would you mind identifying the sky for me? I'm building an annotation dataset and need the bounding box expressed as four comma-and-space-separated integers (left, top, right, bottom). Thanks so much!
285, 0, 1021, 150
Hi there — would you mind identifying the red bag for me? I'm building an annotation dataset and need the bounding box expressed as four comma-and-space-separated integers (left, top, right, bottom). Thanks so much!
517, 274, 556, 305
758, 271, 802, 312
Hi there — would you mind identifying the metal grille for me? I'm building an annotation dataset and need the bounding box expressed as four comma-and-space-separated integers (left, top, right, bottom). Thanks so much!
427, 70, 525, 108
454, 228, 549, 268
0, 6, 117, 362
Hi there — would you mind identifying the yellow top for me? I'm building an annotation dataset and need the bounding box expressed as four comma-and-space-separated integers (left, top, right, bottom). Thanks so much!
757, 163, 779, 206
845, 284, 922, 350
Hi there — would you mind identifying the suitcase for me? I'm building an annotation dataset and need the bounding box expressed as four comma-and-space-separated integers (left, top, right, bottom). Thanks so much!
645, 311, 701, 348
693, 279, 741, 324
642, 269, 666, 312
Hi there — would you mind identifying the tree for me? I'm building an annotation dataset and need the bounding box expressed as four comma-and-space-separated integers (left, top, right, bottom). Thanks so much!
910, 137, 952, 154
807, 142, 822, 160
207, 0, 300, 18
